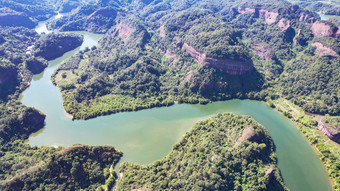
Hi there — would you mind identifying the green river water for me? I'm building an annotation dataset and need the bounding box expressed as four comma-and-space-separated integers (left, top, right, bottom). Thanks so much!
20, 17, 332, 191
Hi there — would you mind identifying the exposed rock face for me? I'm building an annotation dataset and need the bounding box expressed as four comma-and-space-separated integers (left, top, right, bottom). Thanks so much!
311, 21, 337, 37
252, 43, 273, 60
259, 9, 279, 25
238, 7, 256, 14
294, 28, 302, 45
266, 168, 275, 180
299, 12, 315, 23
0, 13, 35, 28
159, 25, 165, 38
312, 42, 339, 58
87, 7, 117, 19
238, 127, 255, 142
163, 47, 178, 63
182, 43, 253, 75
115, 23, 135, 44
277, 19, 291, 30
336, 28, 340, 38
237, 7, 278, 25
238, 126, 265, 143
318, 120, 340, 144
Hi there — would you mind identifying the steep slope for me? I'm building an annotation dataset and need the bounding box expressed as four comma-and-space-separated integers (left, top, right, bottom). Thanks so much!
116, 113, 288, 191
0, 143, 122, 191
54, 11, 265, 120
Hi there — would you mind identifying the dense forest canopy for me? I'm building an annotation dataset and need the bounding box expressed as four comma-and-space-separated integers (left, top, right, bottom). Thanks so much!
0, 0, 339, 190
116, 113, 288, 191
44, 0, 340, 119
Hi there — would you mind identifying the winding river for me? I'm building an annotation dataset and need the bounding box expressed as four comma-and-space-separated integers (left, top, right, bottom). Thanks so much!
21, 17, 332, 191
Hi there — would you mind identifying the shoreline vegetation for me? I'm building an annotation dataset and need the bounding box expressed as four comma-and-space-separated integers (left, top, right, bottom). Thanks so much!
115, 113, 288, 191
267, 98, 340, 190
0, 0, 338, 190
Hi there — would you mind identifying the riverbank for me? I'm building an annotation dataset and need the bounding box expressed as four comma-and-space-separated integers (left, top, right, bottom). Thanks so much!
21, 13, 333, 191
270, 98, 339, 191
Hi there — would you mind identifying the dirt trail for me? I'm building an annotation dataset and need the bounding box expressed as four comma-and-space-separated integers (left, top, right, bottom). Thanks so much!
284, 100, 300, 115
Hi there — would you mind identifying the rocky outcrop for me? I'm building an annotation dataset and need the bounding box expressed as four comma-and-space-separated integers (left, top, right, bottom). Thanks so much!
266, 168, 275, 180
311, 21, 337, 37
335, 28, 340, 38
259, 9, 279, 25
252, 44, 273, 60
182, 43, 253, 75
237, 7, 278, 25
318, 120, 340, 144
299, 12, 315, 23
0, 13, 35, 28
312, 42, 339, 58
238, 7, 256, 14
238, 126, 265, 143
115, 23, 135, 44
277, 19, 291, 31
87, 7, 117, 19
238, 127, 255, 142
159, 25, 166, 38
294, 29, 302, 45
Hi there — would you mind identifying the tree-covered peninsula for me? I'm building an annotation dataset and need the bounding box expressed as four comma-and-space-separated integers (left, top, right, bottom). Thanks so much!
116, 113, 288, 191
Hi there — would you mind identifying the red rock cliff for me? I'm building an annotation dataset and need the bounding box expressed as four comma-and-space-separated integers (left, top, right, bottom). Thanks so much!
182, 43, 253, 75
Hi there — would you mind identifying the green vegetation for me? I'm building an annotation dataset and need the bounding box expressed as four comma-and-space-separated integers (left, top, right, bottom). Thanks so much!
116, 113, 288, 191
0, 0, 55, 23
272, 99, 340, 190
286, 0, 340, 16
0, 141, 122, 191
55, 9, 266, 120
279, 56, 339, 115
50, 0, 338, 119
0, 2, 122, 191
33, 32, 83, 60
0, 0, 339, 190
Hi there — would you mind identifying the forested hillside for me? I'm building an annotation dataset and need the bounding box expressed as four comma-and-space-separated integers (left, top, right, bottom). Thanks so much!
50, 0, 339, 119
0, 0, 339, 190
286, 0, 340, 15
116, 113, 288, 191
0, 1, 122, 190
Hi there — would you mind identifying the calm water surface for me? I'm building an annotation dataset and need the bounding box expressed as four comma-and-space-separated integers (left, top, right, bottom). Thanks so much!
20, 17, 332, 191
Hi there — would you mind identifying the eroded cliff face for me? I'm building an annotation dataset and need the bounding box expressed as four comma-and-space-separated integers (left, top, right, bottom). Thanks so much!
237, 7, 278, 26
259, 9, 279, 25
114, 23, 136, 44
182, 43, 253, 75
318, 120, 340, 144
311, 21, 337, 37
252, 43, 274, 60
87, 7, 117, 19
277, 19, 291, 31
312, 42, 339, 58
299, 12, 315, 23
